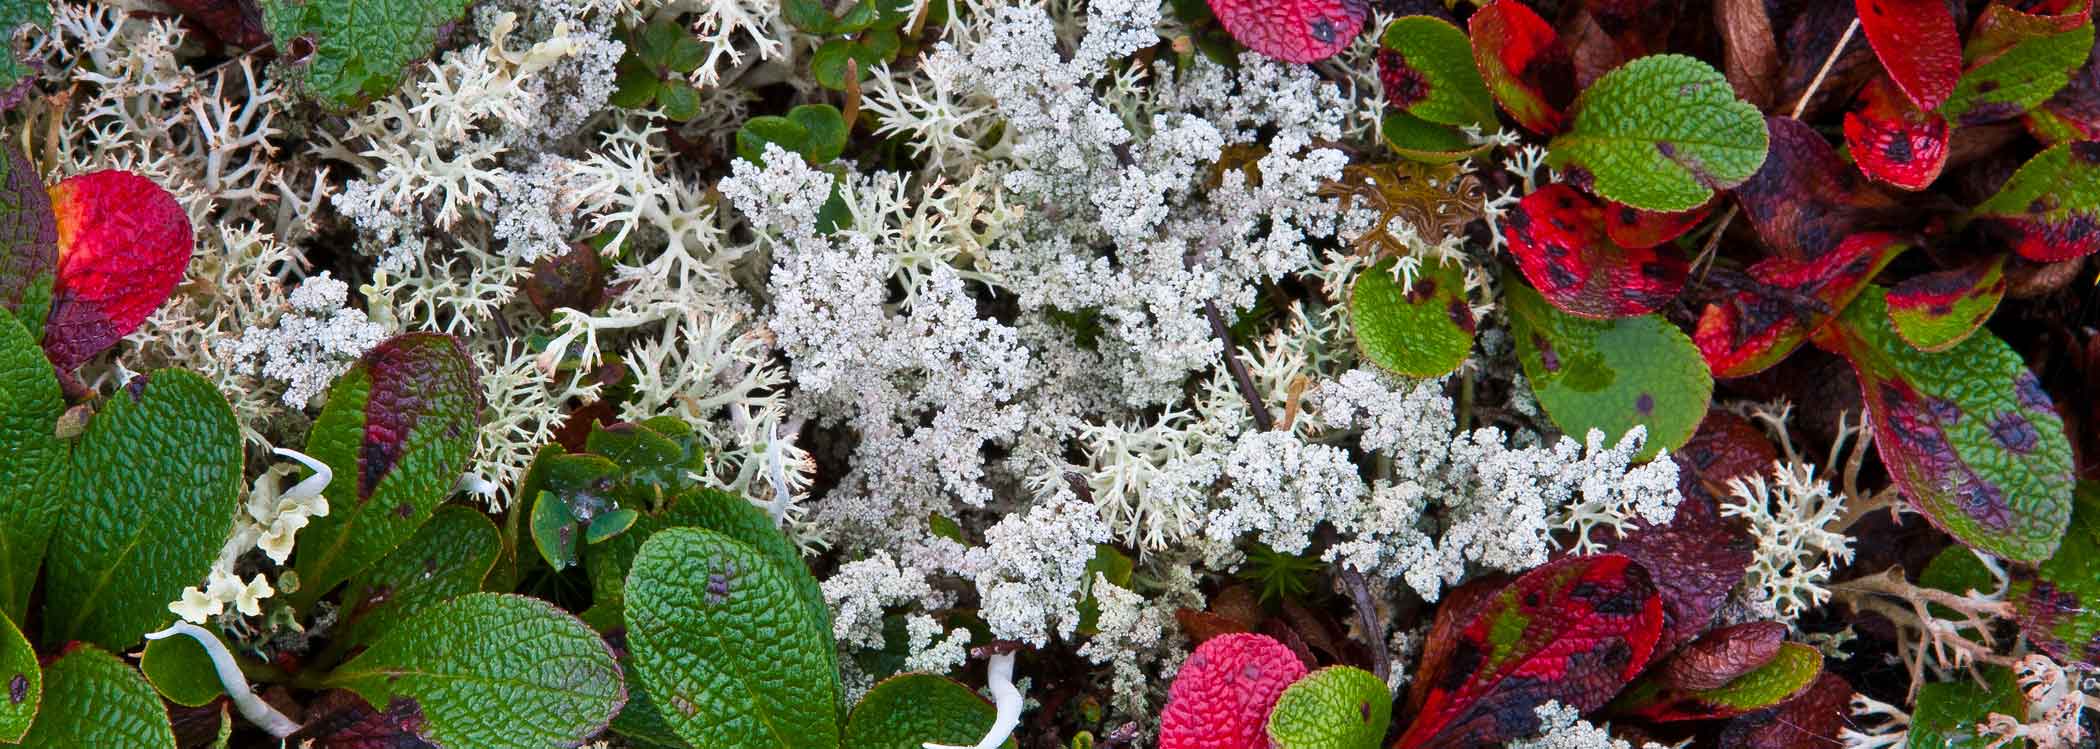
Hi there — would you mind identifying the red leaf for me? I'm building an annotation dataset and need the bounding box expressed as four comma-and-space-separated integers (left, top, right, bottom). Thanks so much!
1583, 0, 1676, 61
1677, 411, 1780, 486
162, 0, 269, 49
1694, 232, 1909, 378
1602, 464, 1754, 655
1160, 633, 1308, 749
352, 333, 483, 500
1204, 0, 1367, 64
1469, 0, 1575, 134
1605, 200, 1713, 250
1854, 0, 1962, 110
1503, 184, 1689, 319
42, 170, 193, 370
1403, 575, 1506, 718
1396, 554, 1665, 748
1734, 117, 1904, 263
1658, 621, 1787, 691
1718, 673, 1855, 749
1844, 75, 1951, 190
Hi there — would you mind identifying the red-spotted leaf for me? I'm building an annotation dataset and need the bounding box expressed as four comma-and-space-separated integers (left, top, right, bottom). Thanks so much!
1379, 16, 1497, 128
42, 170, 193, 370
1694, 232, 1908, 378
1160, 633, 1308, 749
1942, 1, 2096, 126
1503, 184, 1689, 318
1610, 636, 1821, 723
1885, 255, 2009, 353
1204, 0, 1366, 64
1395, 554, 1664, 748
1605, 200, 1711, 250
1811, 289, 2075, 563
1854, 0, 1962, 111
1735, 117, 1905, 262
1718, 673, 1854, 749
1381, 110, 1493, 164
0, 143, 54, 335
1602, 466, 1754, 655
1469, 0, 1574, 134
1971, 140, 2100, 261
1844, 75, 1950, 190
1677, 411, 1779, 486
2007, 481, 2100, 668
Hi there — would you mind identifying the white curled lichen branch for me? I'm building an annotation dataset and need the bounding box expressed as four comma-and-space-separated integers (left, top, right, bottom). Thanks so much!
924, 649, 1022, 749
144, 622, 302, 738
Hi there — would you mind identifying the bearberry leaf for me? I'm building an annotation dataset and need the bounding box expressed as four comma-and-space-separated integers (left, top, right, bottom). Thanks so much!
736, 105, 850, 166
624, 527, 840, 749
1379, 16, 1496, 128
1611, 640, 1821, 722
259, 0, 471, 110
1886, 256, 2009, 353
1204, 0, 1365, 64
324, 593, 625, 748
585, 487, 828, 641
1503, 184, 1690, 318
294, 333, 482, 606
334, 505, 500, 651
17, 645, 172, 749
1656, 621, 1788, 692
0, 610, 35, 742
1546, 55, 1770, 212
1812, 290, 2075, 563
0, 307, 61, 624
1266, 666, 1391, 749
1735, 117, 1904, 263
1908, 669, 2027, 748
1350, 257, 1475, 378
1717, 673, 1854, 749
843, 674, 1016, 749
138, 634, 223, 708
42, 171, 193, 370
2008, 481, 2100, 668
1602, 467, 1754, 654
1380, 111, 1492, 164
1677, 411, 1780, 486
1161, 633, 1308, 749
2029, 30, 2100, 141
1854, 0, 1963, 111
1605, 200, 1711, 250
1695, 232, 1908, 379
1469, 0, 1573, 134
44, 369, 239, 651
1844, 75, 1950, 190
1395, 554, 1664, 748
1507, 281, 1713, 461
0, 1, 49, 115
0, 143, 55, 336
1942, 1, 2096, 126
1971, 141, 2100, 262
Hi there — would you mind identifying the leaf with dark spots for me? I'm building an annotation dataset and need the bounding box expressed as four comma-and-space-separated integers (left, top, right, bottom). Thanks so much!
1600, 465, 1754, 655
1734, 117, 1905, 262
295, 332, 482, 606
1404, 575, 1505, 718
1395, 554, 1664, 748
1844, 74, 1951, 190
1942, 0, 2095, 126
0, 609, 33, 742
1677, 411, 1779, 486
1812, 290, 2075, 563
292, 690, 439, 749
1507, 282, 1713, 461
1204, 0, 1367, 64
41, 170, 194, 370
1380, 15, 1497, 128
1854, 0, 1962, 110
1718, 673, 1854, 749
2029, 23, 2100, 140
1609, 640, 1821, 722
1693, 232, 1908, 378
1545, 55, 1770, 212
0, 143, 55, 336
1970, 140, 2100, 261
1351, 256, 1475, 377
1504, 184, 1689, 318
1604, 199, 1711, 250
1656, 621, 1786, 692
1469, 0, 1574, 134
1885, 255, 2009, 352
2007, 482, 2100, 667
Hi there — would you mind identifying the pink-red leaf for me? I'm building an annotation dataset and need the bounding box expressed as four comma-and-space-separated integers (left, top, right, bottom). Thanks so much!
1718, 673, 1855, 749
1844, 75, 1951, 190
1160, 633, 1308, 749
42, 170, 193, 370
1677, 411, 1780, 486
1395, 554, 1664, 748
1605, 200, 1713, 250
1694, 232, 1909, 378
1734, 117, 1904, 263
1601, 464, 1754, 655
1503, 184, 1689, 319
1854, 0, 1963, 110
1885, 255, 2010, 353
1204, 0, 1367, 64
1468, 0, 1575, 134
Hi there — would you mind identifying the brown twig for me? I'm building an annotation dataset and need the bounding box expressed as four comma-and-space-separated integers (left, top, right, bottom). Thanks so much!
1339, 568, 1390, 681
1204, 301, 1274, 431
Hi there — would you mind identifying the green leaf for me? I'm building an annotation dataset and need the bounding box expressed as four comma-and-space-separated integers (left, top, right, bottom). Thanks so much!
1265, 666, 1392, 749
1381, 110, 1492, 164
588, 507, 640, 543
1351, 257, 1476, 378
1886, 256, 2009, 353
1812, 290, 2075, 563
1507, 280, 1713, 461
294, 333, 481, 606
587, 488, 827, 638
139, 635, 223, 708
18, 645, 173, 749
1942, 3, 2096, 126
811, 38, 886, 91
259, 0, 471, 110
0, 611, 36, 742
624, 527, 840, 749
334, 505, 500, 650
1611, 642, 1822, 721
1908, 668, 2025, 748
44, 370, 240, 650
635, 19, 705, 73
1920, 544, 1999, 620
0, 307, 61, 623
0, 143, 56, 335
1379, 16, 1497, 128
656, 82, 702, 122
1075, 543, 1134, 634
609, 61, 662, 110
2009, 481, 2100, 667
843, 673, 1014, 749
532, 489, 581, 571
0, 1, 50, 116
1969, 141, 2100, 262
324, 593, 625, 748
1546, 54, 1770, 211
790, 104, 850, 164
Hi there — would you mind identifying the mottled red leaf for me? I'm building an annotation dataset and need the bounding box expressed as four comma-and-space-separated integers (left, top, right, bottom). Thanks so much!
353, 333, 483, 500
1657, 621, 1786, 691
1404, 575, 1505, 718
1970, 141, 2100, 262
1469, 0, 1575, 134
1605, 200, 1712, 250
1945, 0, 2096, 126
1885, 255, 2009, 353
1159, 633, 1308, 749
1677, 410, 1780, 486
1718, 673, 1855, 749
2028, 30, 2100, 141
1735, 117, 1904, 262
1694, 232, 1909, 378
1854, 0, 1962, 110
292, 690, 439, 749
1395, 554, 1664, 748
1844, 75, 1951, 190
1503, 184, 1689, 318
1602, 464, 1754, 654
1204, 0, 1367, 64
1610, 640, 1821, 722
0, 143, 54, 331
42, 170, 193, 370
